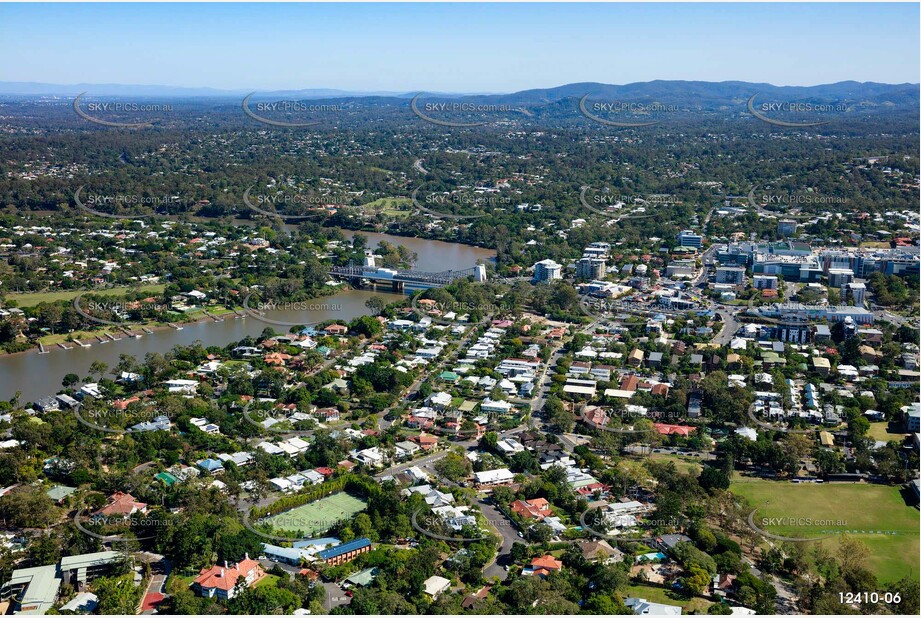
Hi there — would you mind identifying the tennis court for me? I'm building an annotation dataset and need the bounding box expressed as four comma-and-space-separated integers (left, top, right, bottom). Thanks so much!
266, 492, 367, 536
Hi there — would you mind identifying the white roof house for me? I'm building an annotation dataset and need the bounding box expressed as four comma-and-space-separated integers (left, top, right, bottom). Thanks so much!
422, 575, 451, 598
481, 399, 513, 414
474, 468, 515, 485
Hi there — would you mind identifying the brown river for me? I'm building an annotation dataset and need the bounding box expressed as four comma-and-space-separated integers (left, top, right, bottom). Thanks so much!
0, 232, 494, 403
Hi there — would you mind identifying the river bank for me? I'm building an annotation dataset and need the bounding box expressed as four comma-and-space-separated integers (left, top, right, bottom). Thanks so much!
0, 232, 496, 402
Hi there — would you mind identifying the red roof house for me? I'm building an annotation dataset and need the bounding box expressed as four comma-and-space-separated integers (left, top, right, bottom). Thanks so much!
193, 556, 265, 600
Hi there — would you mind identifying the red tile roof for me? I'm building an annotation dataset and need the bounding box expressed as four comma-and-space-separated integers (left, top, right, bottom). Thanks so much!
95, 492, 147, 517
194, 558, 264, 592
530, 555, 563, 571
653, 422, 694, 437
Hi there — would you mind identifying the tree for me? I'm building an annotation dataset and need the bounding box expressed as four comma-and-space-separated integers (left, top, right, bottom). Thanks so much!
546, 396, 574, 433
685, 565, 712, 595
479, 431, 499, 453
698, 466, 730, 492
88, 360, 109, 382
509, 541, 530, 563
62, 373, 80, 389
848, 415, 870, 438
353, 512, 374, 540
365, 295, 386, 316
93, 573, 142, 615
434, 452, 472, 482
526, 523, 553, 543
0, 488, 59, 528
836, 535, 870, 582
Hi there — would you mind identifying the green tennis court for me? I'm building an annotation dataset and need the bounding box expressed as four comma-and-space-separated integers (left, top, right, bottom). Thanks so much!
266, 492, 367, 536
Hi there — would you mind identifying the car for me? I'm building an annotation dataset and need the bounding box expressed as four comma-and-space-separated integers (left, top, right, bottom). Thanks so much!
344, 590, 353, 598
517, 531, 524, 538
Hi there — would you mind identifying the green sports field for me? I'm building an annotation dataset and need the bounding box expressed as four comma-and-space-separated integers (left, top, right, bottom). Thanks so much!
731, 476, 919, 582
266, 492, 367, 536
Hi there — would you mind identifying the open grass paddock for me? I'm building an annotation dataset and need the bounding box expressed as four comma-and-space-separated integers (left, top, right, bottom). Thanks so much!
731, 476, 919, 582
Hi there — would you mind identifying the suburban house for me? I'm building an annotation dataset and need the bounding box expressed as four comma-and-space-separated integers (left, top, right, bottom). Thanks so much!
522, 555, 563, 577
510, 498, 552, 521
422, 575, 451, 599
473, 468, 515, 487
192, 556, 266, 600
93, 492, 147, 520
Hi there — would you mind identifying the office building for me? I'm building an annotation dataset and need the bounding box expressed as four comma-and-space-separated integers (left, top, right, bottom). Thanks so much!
715, 267, 745, 285
677, 230, 703, 248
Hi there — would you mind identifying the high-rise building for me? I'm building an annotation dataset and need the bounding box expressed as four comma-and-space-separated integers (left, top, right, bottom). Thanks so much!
845, 281, 866, 305
827, 268, 854, 288
575, 257, 606, 280
533, 259, 562, 283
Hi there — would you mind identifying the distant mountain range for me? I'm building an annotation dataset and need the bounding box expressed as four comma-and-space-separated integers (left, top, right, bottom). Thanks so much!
0, 80, 917, 107
0, 82, 414, 98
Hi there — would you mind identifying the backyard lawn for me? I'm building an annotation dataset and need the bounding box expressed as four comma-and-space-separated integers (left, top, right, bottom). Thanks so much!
624, 583, 713, 613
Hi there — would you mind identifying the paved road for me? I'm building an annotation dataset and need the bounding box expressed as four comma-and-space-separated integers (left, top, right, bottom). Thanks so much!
376, 319, 483, 431
477, 497, 522, 581
373, 449, 451, 479
712, 309, 740, 345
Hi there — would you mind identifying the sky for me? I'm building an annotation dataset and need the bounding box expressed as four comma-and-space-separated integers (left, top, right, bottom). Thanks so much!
0, 2, 918, 92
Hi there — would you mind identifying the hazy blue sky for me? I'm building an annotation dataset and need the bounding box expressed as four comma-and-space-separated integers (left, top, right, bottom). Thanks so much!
1, 2, 917, 91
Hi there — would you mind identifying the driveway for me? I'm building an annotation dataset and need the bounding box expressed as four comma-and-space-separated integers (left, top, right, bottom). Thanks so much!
321, 581, 351, 611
